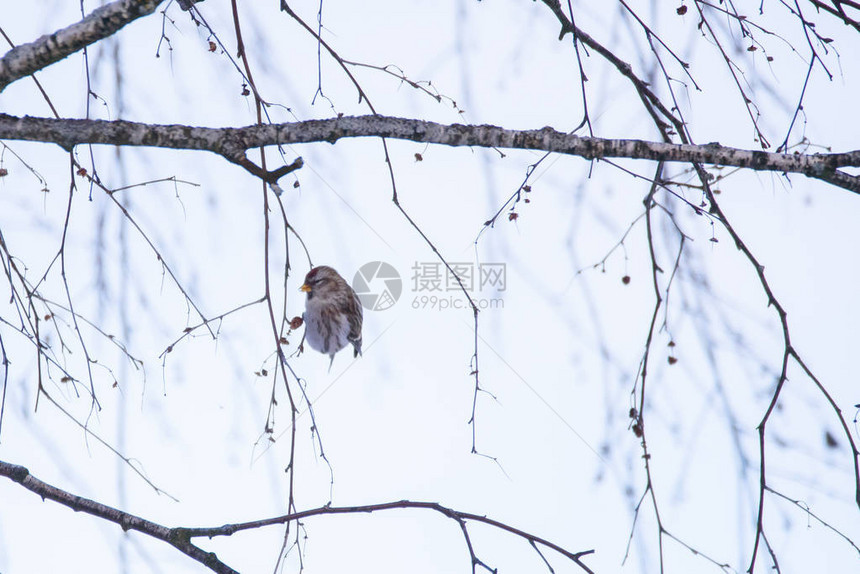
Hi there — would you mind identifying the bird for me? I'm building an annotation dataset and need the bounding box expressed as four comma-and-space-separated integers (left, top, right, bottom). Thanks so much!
299, 265, 363, 369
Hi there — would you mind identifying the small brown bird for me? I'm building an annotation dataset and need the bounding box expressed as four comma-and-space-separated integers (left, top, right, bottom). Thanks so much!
300, 266, 363, 369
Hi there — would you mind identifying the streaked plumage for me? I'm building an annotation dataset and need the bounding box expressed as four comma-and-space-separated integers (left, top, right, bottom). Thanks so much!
300, 265, 363, 369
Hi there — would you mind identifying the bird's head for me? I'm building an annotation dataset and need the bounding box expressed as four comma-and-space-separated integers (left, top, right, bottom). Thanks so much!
300, 266, 344, 300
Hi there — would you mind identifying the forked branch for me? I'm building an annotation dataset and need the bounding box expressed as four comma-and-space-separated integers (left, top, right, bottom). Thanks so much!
0, 459, 595, 574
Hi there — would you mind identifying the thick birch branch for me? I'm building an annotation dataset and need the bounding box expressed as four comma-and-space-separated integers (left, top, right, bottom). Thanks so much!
0, 0, 163, 92
0, 113, 858, 192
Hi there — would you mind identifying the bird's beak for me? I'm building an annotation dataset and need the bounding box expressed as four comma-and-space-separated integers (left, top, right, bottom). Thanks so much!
299, 284, 312, 293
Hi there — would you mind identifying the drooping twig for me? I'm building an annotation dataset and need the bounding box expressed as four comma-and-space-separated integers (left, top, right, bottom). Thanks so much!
280, 1, 489, 458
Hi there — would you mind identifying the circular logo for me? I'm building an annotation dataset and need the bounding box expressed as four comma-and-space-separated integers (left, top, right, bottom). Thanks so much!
353, 261, 402, 311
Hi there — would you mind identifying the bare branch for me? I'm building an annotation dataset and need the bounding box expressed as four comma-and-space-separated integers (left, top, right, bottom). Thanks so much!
0, 459, 595, 574
807, 0, 860, 32
0, 0, 163, 92
179, 501, 596, 572
0, 113, 858, 192
0, 460, 237, 574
